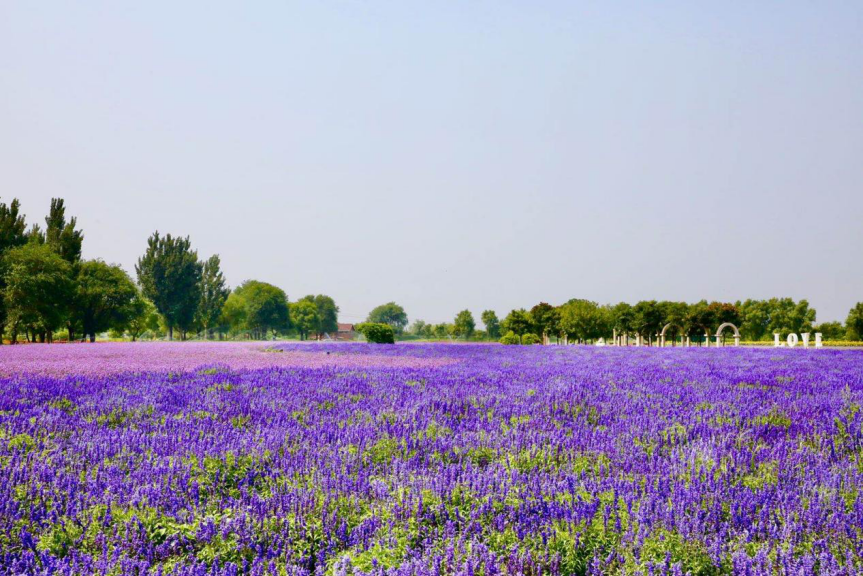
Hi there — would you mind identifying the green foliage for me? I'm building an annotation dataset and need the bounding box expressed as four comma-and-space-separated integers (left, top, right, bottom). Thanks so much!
520, 332, 541, 345
452, 309, 475, 339
8, 433, 35, 453
296, 295, 339, 339
737, 298, 816, 340
632, 300, 664, 339
0, 198, 27, 253
219, 292, 247, 335
313, 294, 339, 336
197, 254, 229, 337
135, 232, 203, 339
233, 280, 291, 339
530, 302, 560, 338
481, 310, 500, 339
0, 198, 29, 338
356, 322, 395, 344
291, 299, 319, 341
408, 319, 430, 338
814, 321, 846, 340
124, 294, 160, 341
366, 302, 408, 334
846, 302, 863, 340
499, 331, 520, 345
558, 299, 607, 342
43, 198, 83, 264
501, 308, 532, 336
2, 243, 73, 341
74, 259, 138, 342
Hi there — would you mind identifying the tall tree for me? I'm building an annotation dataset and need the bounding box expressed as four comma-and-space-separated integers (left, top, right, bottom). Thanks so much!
846, 303, 863, 340
125, 294, 160, 341
481, 310, 501, 339
300, 294, 339, 339
2, 244, 73, 343
764, 298, 815, 337
0, 198, 27, 253
814, 321, 845, 341
197, 255, 229, 339
738, 299, 771, 340
74, 260, 138, 342
135, 232, 203, 340
610, 302, 635, 337
409, 319, 429, 337
234, 280, 290, 339
0, 198, 29, 343
367, 302, 408, 334
501, 309, 532, 336
292, 299, 319, 341
219, 292, 248, 336
44, 198, 83, 263
530, 302, 561, 339
453, 309, 476, 339
632, 300, 663, 343
558, 299, 607, 343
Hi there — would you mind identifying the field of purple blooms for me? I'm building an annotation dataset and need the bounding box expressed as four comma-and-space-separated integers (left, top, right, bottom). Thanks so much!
1, 343, 862, 575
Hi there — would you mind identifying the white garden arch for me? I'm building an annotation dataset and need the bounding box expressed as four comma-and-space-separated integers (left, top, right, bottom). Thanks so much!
715, 322, 741, 347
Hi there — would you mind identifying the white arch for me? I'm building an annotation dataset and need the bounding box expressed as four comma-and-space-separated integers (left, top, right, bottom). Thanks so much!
715, 322, 741, 339
715, 322, 741, 347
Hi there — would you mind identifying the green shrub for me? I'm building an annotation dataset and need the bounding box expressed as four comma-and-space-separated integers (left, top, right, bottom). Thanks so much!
356, 322, 395, 344
521, 333, 541, 345
499, 331, 520, 345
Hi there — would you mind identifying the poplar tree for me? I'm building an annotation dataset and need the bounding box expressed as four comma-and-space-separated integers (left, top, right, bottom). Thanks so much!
136, 232, 203, 340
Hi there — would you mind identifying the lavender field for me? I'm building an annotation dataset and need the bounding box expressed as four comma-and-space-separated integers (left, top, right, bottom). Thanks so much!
1, 343, 862, 575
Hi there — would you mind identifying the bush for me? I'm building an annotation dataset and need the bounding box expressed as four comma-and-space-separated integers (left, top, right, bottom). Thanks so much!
356, 323, 395, 344
499, 331, 520, 345
521, 333, 541, 345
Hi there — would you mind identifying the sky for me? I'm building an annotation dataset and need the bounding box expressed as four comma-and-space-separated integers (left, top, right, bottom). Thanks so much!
2, 1, 861, 325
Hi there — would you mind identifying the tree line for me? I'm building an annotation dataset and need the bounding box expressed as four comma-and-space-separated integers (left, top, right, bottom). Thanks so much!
0, 198, 339, 343
3, 197, 862, 345
402, 299, 863, 344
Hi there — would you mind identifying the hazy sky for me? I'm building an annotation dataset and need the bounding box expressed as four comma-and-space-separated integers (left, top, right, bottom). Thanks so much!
2, 2, 861, 325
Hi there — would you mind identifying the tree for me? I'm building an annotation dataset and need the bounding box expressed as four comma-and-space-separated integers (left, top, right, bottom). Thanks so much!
0, 198, 28, 343
219, 292, 248, 336
292, 299, 319, 341
558, 299, 607, 343
530, 302, 561, 340
409, 319, 429, 337
453, 309, 476, 339
814, 321, 845, 341
738, 299, 771, 341
356, 322, 395, 344
846, 303, 863, 340
609, 302, 635, 338
499, 331, 520, 345
432, 323, 454, 339
74, 260, 138, 342
125, 294, 160, 341
44, 198, 83, 263
197, 255, 229, 339
367, 302, 408, 334
481, 310, 500, 340
2, 244, 73, 343
234, 280, 290, 339
764, 298, 815, 337
501, 309, 532, 336
632, 301, 664, 343
684, 300, 713, 341
0, 198, 27, 253
299, 294, 339, 339
655, 301, 690, 342
136, 232, 203, 340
